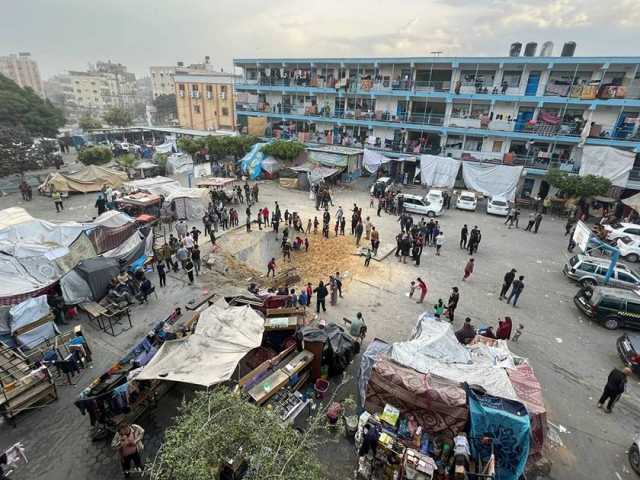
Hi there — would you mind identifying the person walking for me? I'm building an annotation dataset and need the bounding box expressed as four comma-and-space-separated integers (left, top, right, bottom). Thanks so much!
340, 216, 346, 235
435, 231, 445, 256
496, 316, 513, 340
524, 213, 535, 232
370, 227, 380, 255
355, 220, 364, 246
400, 235, 411, 264
534, 213, 543, 233
329, 276, 338, 306
499, 268, 517, 300
446, 287, 459, 322
157, 262, 167, 287
191, 245, 201, 276
305, 282, 313, 306
507, 275, 525, 307
95, 193, 107, 216
364, 248, 372, 267
112, 422, 145, 478
267, 258, 276, 277
335, 272, 343, 298
462, 258, 475, 281
176, 219, 187, 239
52, 189, 64, 212
416, 277, 428, 304
314, 281, 329, 313
460, 224, 468, 249
597, 367, 631, 413
183, 257, 195, 284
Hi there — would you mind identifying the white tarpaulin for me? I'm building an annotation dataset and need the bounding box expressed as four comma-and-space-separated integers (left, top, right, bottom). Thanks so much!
137, 302, 264, 387
122, 177, 181, 196
579, 146, 635, 187
462, 163, 524, 201
363, 149, 391, 174
166, 153, 193, 174
9, 295, 57, 348
261, 157, 281, 174
419, 155, 461, 188
623, 192, 640, 213
390, 314, 518, 400
166, 188, 208, 220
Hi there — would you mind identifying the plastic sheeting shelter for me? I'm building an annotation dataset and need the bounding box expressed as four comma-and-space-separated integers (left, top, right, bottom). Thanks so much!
74, 257, 120, 301
307, 145, 362, 174
137, 301, 265, 387
462, 163, 524, 201
9, 295, 57, 348
363, 149, 391, 174
166, 153, 193, 175
40, 165, 127, 193
166, 188, 208, 221
623, 192, 640, 213
240, 142, 268, 180
580, 146, 635, 187
122, 176, 181, 196
419, 155, 461, 188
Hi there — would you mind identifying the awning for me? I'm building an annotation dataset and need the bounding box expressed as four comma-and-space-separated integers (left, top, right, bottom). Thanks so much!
196, 177, 235, 188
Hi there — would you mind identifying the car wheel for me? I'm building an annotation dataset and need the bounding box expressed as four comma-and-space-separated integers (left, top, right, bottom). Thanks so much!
626, 253, 639, 263
427, 211, 435, 218
580, 278, 597, 288
604, 316, 621, 330
629, 444, 640, 474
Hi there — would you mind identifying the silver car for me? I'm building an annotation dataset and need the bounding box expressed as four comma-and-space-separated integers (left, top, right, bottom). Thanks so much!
563, 254, 640, 289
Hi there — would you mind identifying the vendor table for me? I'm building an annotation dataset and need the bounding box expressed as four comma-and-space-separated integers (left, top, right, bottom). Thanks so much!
248, 350, 313, 405
79, 302, 132, 337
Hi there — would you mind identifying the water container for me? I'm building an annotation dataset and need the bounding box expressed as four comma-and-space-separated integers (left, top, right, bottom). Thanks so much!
509, 42, 522, 57
540, 41, 554, 56
561, 42, 577, 57
524, 42, 538, 57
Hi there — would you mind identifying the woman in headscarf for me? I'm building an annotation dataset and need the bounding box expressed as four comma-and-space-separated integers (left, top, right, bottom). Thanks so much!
496, 316, 513, 340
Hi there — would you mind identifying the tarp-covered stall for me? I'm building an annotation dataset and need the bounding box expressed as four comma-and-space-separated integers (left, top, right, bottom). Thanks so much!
462, 163, 524, 201
419, 155, 461, 188
307, 145, 362, 175
363, 149, 391, 174
579, 145, 635, 187
122, 176, 181, 196
165, 188, 208, 221
137, 302, 264, 387
9, 295, 57, 348
74, 257, 120, 301
39, 165, 127, 194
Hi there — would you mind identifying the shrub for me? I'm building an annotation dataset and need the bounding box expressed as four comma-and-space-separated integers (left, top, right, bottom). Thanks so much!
78, 145, 113, 165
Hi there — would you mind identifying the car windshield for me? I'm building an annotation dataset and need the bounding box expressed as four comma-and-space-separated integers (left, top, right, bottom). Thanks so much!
492, 200, 507, 206
428, 194, 441, 202
610, 222, 623, 229
460, 195, 475, 201
622, 236, 634, 245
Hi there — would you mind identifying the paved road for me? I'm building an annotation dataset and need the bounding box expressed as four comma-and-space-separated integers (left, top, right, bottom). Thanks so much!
1, 179, 638, 479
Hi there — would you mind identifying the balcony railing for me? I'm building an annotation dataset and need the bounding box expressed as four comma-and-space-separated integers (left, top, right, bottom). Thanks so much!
544, 82, 640, 100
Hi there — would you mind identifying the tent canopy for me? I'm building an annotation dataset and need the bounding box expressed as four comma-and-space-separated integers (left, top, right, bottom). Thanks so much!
137, 301, 264, 387
622, 192, 640, 212
122, 176, 181, 196
75, 257, 120, 300
40, 165, 127, 193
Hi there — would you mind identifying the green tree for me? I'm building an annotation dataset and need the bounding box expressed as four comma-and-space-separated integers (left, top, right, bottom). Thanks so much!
545, 168, 612, 199
177, 137, 205, 159
0, 73, 64, 137
78, 113, 102, 131
147, 389, 325, 480
103, 106, 134, 127
78, 145, 113, 165
153, 94, 177, 123
261, 140, 305, 162
154, 152, 168, 175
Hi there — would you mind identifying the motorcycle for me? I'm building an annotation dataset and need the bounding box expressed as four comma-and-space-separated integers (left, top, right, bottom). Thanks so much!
630, 434, 640, 475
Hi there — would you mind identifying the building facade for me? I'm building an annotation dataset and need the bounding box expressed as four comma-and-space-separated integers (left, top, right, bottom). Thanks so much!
0, 52, 44, 97
233, 54, 640, 193
175, 71, 238, 131
150, 57, 217, 99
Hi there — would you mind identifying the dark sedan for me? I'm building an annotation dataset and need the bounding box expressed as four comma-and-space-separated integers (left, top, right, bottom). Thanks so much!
617, 333, 640, 375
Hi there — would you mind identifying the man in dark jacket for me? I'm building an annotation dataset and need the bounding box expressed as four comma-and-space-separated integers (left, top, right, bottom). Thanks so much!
499, 268, 517, 300
446, 287, 459, 322
460, 224, 468, 249
314, 281, 329, 313
598, 367, 631, 413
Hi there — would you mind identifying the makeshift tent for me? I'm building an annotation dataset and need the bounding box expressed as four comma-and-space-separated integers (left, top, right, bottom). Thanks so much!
466, 385, 530, 480
365, 356, 469, 436
134, 161, 159, 178
363, 149, 391, 174
155, 141, 177, 154
307, 145, 362, 173
137, 301, 264, 386
240, 142, 268, 180
290, 163, 341, 188
300, 324, 356, 376
39, 165, 127, 193
261, 156, 281, 175
579, 146, 635, 187
9, 295, 57, 348
102, 231, 148, 265
419, 155, 461, 188
60, 269, 93, 305
122, 176, 181, 196
74, 257, 120, 301
165, 188, 208, 220
358, 338, 392, 405
0, 207, 86, 246
462, 163, 524, 201
623, 192, 640, 213
166, 153, 193, 175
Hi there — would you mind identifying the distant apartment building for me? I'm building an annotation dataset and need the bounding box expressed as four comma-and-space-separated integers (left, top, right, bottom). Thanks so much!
150, 56, 216, 99
175, 70, 238, 131
47, 61, 137, 121
234, 43, 640, 193
0, 52, 44, 97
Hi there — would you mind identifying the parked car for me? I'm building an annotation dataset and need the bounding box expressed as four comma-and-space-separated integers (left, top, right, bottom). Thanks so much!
426, 189, 445, 206
398, 193, 443, 217
629, 434, 640, 475
618, 236, 640, 263
605, 222, 640, 242
370, 177, 394, 196
574, 285, 640, 329
563, 254, 640, 289
617, 333, 640, 374
456, 191, 477, 211
486, 196, 510, 216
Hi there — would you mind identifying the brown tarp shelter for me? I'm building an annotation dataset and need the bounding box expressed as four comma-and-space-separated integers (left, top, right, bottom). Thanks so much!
41, 165, 127, 193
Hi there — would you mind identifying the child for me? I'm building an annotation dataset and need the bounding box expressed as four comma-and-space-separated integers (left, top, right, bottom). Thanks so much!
304, 237, 309, 252
409, 280, 416, 298
434, 299, 445, 318
364, 248, 372, 267
512, 324, 524, 342
340, 217, 346, 235
313, 216, 319, 234
306, 218, 312, 234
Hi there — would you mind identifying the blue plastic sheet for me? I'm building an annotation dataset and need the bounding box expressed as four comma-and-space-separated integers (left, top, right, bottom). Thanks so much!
240, 142, 268, 180
466, 385, 530, 480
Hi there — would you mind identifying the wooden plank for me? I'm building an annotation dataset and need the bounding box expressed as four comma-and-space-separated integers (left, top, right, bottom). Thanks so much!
238, 344, 296, 387
248, 369, 290, 405
263, 317, 299, 331
79, 301, 107, 318
266, 307, 305, 318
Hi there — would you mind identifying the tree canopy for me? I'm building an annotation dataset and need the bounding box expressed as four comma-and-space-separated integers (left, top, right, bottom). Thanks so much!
78, 145, 113, 165
261, 140, 305, 162
0, 73, 64, 137
147, 389, 325, 480
545, 168, 612, 199
177, 135, 261, 162
153, 94, 177, 124
79, 113, 102, 131
103, 106, 134, 127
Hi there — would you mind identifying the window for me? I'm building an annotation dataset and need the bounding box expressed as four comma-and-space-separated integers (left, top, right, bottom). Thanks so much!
206, 85, 213, 92
222, 107, 229, 116
194, 105, 201, 114
578, 262, 597, 273
617, 271, 637, 283
626, 301, 640, 314
600, 297, 623, 309
178, 84, 185, 91
625, 228, 640, 236
220, 86, 227, 94
492, 141, 504, 153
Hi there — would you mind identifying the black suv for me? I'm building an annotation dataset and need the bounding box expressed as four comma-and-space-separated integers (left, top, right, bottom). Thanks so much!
574, 286, 640, 330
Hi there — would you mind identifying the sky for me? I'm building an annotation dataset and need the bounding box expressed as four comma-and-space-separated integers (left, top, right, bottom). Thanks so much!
2, 0, 639, 80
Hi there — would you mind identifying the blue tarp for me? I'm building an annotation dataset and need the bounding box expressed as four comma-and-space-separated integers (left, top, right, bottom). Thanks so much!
466, 385, 530, 480
239, 142, 268, 180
